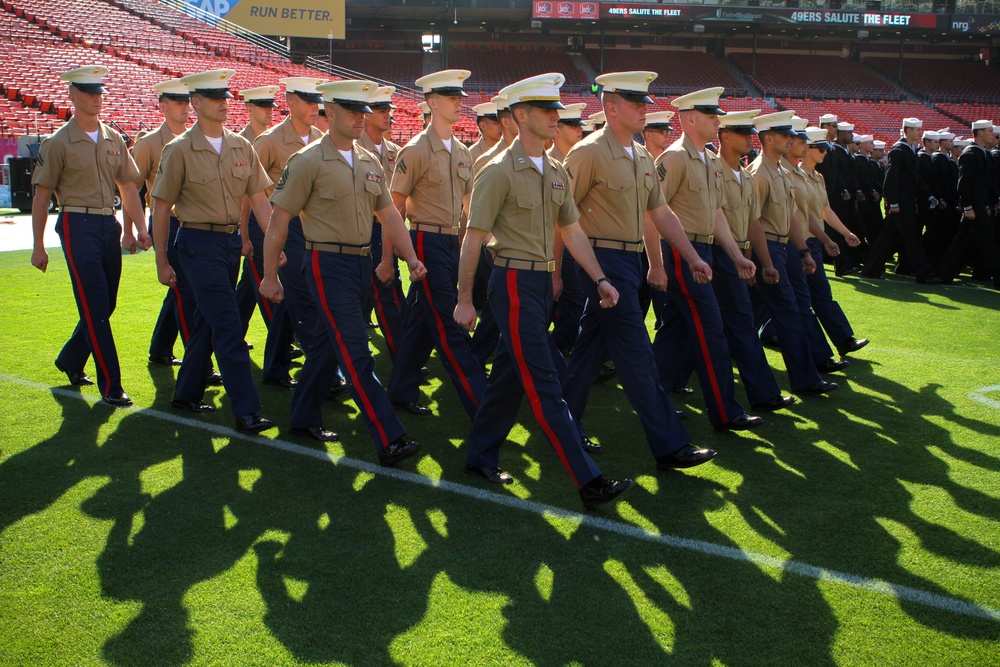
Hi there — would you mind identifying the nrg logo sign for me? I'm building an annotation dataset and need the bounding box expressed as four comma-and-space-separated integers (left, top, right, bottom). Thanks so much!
952, 21, 970, 32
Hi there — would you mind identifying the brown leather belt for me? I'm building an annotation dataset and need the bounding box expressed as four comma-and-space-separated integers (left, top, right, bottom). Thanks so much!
591, 238, 644, 253
493, 256, 556, 272
305, 241, 371, 256
764, 232, 789, 244
686, 232, 715, 244
411, 222, 459, 236
63, 206, 114, 216
183, 222, 239, 234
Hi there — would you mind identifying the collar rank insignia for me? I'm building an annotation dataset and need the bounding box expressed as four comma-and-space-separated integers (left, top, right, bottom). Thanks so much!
458, 161, 472, 169
366, 172, 382, 183
551, 181, 566, 190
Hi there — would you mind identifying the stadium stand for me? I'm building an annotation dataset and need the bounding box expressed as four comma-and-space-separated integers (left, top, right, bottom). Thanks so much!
729, 53, 905, 101
450, 46, 590, 93
936, 102, 1000, 128
588, 49, 747, 98
865, 57, 1000, 105
772, 98, 962, 143
323, 50, 424, 89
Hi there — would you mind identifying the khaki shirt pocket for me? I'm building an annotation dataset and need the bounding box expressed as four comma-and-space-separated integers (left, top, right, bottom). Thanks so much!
189, 170, 219, 185
232, 164, 252, 180
517, 191, 542, 209
66, 152, 86, 171
364, 179, 382, 197
457, 165, 471, 182
320, 182, 353, 202
551, 186, 566, 206
606, 178, 631, 193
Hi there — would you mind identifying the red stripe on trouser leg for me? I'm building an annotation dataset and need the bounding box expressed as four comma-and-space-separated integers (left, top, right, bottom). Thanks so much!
415, 231, 479, 407
312, 251, 390, 447
671, 247, 728, 424
506, 270, 581, 488
371, 276, 398, 355
172, 285, 192, 344
62, 212, 112, 397
248, 259, 274, 320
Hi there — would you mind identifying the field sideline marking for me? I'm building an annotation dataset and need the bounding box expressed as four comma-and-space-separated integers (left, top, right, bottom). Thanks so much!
2, 372, 999, 624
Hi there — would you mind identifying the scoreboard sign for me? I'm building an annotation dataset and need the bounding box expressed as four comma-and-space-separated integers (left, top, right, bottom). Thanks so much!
186, 0, 345, 39
532, 1, 948, 30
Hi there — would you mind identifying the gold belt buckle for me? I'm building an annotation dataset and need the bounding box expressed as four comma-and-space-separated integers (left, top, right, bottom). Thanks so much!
546, 260, 555, 272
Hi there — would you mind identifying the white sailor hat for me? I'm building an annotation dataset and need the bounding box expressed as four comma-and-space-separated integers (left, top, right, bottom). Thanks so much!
972, 119, 994, 130
902, 117, 923, 129
472, 101, 498, 119
280, 77, 325, 104
836, 122, 855, 132
754, 110, 797, 136
873, 140, 887, 150
719, 109, 760, 135
368, 85, 396, 110
316, 79, 375, 113
857, 134, 874, 144
852, 133, 863, 143
415, 69, 471, 97
61, 65, 110, 94
588, 110, 606, 125
153, 78, 190, 101
922, 130, 941, 141
558, 102, 587, 126
597, 71, 658, 105
418, 101, 431, 116
644, 110, 675, 130
994, 125, 1000, 135
499, 73, 566, 110
490, 94, 509, 112
182, 70, 235, 99
936, 129, 956, 141
238, 85, 278, 107
790, 116, 809, 139
671, 86, 726, 115
819, 113, 838, 125
805, 127, 831, 149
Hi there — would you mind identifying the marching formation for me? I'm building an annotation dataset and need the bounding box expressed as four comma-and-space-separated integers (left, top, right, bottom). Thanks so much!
30, 64, 1000, 509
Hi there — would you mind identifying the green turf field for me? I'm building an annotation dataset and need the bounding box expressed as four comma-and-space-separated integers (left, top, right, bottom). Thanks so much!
1, 247, 998, 666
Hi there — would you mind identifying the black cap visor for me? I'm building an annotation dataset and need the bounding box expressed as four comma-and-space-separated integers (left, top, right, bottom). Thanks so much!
332, 99, 373, 113
766, 125, 797, 137
691, 104, 726, 115
522, 99, 566, 110
160, 93, 191, 103
246, 98, 276, 108
72, 82, 107, 94
369, 102, 396, 111
809, 141, 833, 150
428, 87, 468, 98
194, 88, 233, 99
645, 123, 673, 132
721, 125, 757, 135
559, 118, 585, 126
611, 89, 654, 104
289, 90, 324, 104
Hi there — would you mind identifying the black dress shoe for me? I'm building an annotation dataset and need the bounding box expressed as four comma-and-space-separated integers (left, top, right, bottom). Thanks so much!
835, 265, 860, 277
327, 379, 350, 400
836, 337, 869, 357
290, 426, 339, 442
715, 413, 764, 431
366, 321, 379, 330
102, 392, 133, 408
246, 342, 254, 351
236, 414, 275, 434
149, 354, 182, 366
917, 274, 943, 285
595, 363, 618, 384
171, 395, 215, 413
288, 347, 304, 360
672, 386, 695, 395
796, 381, 839, 395
54, 359, 93, 386
464, 464, 514, 485
751, 395, 797, 412
579, 476, 636, 509
760, 334, 781, 349
420, 366, 431, 377
817, 358, 850, 374
656, 444, 717, 470
205, 370, 223, 386
378, 439, 421, 467
391, 400, 432, 416
581, 437, 603, 454
676, 409, 688, 420
263, 376, 298, 389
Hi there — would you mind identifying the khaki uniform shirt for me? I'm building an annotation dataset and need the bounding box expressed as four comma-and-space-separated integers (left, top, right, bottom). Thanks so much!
358, 130, 401, 181
253, 117, 323, 197
132, 122, 180, 210
720, 161, 760, 243
806, 168, 830, 234
749, 153, 794, 237
469, 136, 492, 164
469, 140, 578, 264
564, 127, 664, 242
270, 136, 391, 246
655, 134, 725, 237
782, 158, 813, 239
240, 123, 262, 143
151, 122, 270, 224
391, 128, 473, 229
547, 144, 567, 164
32, 117, 140, 209
473, 138, 509, 177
